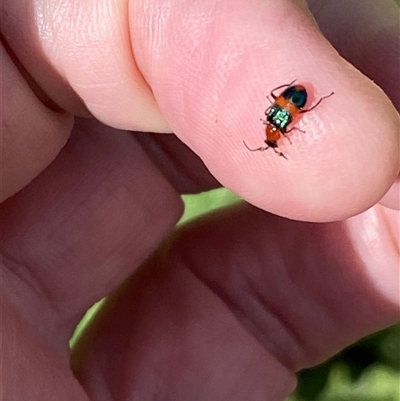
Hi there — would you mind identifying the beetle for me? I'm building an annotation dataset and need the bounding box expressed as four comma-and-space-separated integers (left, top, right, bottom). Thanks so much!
244, 80, 334, 159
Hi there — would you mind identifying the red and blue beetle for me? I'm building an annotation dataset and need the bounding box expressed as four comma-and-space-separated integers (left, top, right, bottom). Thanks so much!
244, 80, 334, 159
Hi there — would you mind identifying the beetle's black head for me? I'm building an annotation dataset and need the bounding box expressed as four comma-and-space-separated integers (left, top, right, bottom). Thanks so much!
282, 85, 307, 108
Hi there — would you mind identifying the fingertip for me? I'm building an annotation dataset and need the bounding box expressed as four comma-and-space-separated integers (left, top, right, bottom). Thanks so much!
379, 179, 400, 210
235, 73, 399, 221
130, 0, 399, 221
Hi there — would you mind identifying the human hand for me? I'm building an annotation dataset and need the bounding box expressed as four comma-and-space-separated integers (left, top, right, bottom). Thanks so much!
1, 0, 399, 400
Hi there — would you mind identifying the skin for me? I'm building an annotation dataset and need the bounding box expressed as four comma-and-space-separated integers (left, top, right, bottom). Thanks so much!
0, 0, 399, 400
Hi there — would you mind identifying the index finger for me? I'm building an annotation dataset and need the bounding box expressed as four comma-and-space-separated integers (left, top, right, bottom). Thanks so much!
130, 0, 399, 221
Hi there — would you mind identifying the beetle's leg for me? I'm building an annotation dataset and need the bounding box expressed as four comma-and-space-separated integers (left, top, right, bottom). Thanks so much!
282, 134, 293, 145
301, 92, 334, 113
270, 79, 297, 99
285, 126, 305, 135
272, 147, 288, 160
281, 126, 304, 145
243, 141, 269, 152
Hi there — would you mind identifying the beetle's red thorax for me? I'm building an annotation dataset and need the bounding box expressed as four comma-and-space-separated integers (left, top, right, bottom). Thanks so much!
265, 123, 282, 142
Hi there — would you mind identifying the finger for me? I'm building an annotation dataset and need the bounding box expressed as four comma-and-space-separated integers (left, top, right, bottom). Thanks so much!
128, 0, 399, 221
6, 0, 399, 219
308, 0, 400, 210
71, 203, 399, 400
1, 0, 170, 132
0, 119, 182, 344
1, 0, 90, 116
379, 179, 399, 210
0, 43, 72, 201
2, 296, 91, 401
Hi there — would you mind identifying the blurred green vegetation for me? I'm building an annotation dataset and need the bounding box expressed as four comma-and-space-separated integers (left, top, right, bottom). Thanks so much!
72, 188, 399, 400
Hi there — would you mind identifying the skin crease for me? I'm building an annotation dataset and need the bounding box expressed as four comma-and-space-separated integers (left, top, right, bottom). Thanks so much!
0, 1, 399, 401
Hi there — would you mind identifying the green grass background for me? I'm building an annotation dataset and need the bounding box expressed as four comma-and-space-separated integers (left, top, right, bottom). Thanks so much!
72, 188, 399, 400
